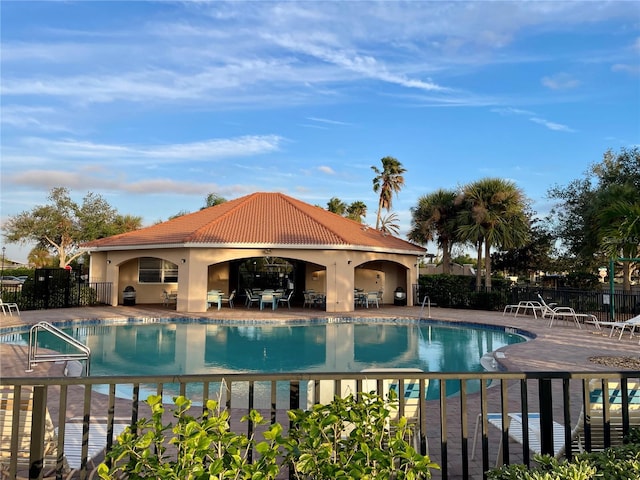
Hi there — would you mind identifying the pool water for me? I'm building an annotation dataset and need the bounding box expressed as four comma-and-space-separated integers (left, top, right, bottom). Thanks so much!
2, 319, 525, 404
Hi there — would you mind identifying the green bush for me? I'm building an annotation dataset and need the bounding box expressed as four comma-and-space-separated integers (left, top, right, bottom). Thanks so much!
283, 391, 438, 479
486, 428, 640, 480
98, 391, 439, 480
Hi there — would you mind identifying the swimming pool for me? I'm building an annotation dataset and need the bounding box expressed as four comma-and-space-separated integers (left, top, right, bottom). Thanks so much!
1, 317, 527, 403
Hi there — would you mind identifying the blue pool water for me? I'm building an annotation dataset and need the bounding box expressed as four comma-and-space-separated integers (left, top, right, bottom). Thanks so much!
2, 318, 526, 403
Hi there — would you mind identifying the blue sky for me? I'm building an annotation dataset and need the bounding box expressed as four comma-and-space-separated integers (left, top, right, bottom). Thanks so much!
1, 1, 639, 263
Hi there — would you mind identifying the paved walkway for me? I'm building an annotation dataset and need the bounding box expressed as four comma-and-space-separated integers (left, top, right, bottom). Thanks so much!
1, 304, 638, 479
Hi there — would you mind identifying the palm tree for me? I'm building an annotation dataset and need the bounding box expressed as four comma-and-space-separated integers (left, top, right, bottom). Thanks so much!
457, 178, 529, 290
371, 156, 406, 230
409, 189, 461, 274
379, 212, 400, 236
598, 198, 640, 290
327, 197, 347, 215
346, 201, 367, 223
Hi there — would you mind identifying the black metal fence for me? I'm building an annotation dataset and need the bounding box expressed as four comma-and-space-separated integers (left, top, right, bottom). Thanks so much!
0, 269, 112, 311
414, 282, 639, 322
1, 371, 639, 480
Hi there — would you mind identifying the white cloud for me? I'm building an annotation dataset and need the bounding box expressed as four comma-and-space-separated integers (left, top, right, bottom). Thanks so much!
529, 117, 575, 132
318, 166, 336, 175
541, 73, 581, 90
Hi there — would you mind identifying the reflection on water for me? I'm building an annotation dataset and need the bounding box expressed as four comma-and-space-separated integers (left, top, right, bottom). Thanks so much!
2, 320, 524, 403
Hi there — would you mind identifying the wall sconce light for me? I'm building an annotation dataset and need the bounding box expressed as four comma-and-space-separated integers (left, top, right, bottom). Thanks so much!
263, 248, 272, 255
347, 260, 352, 264
312, 272, 318, 280
181, 259, 186, 264
376, 274, 380, 279
106, 260, 111, 264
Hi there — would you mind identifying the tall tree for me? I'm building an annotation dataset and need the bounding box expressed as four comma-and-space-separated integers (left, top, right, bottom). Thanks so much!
371, 156, 406, 230
409, 189, 461, 274
379, 212, 400, 235
327, 197, 347, 215
457, 178, 530, 290
2, 187, 142, 267
346, 201, 367, 223
202, 193, 227, 209
548, 147, 640, 283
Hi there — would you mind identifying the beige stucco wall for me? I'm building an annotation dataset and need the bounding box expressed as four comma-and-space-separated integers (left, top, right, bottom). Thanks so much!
88, 246, 421, 313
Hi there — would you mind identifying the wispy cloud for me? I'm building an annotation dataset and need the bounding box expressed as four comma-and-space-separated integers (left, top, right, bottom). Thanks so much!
318, 166, 336, 175
541, 73, 581, 90
4, 135, 285, 166
492, 107, 575, 132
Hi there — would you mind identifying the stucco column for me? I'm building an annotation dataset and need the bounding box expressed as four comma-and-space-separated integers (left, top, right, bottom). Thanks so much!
178, 254, 209, 312
325, 260, 355, 313
105, 260, 119, 307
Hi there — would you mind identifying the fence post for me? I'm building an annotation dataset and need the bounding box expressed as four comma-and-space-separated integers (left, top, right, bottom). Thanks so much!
538, 378, 554, 456
29, 386, 47, 480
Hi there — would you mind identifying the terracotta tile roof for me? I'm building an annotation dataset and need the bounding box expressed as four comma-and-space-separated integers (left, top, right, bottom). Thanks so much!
83, 192, 424, 253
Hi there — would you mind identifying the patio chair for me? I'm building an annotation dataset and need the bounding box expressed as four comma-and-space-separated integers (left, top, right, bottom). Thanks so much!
259, 292, 277, 310
365, 291, 379, 308
0, 299, 20, 316
162, 290, 177, 307
221, 290, 235, 308
245, 289, 260, 308
278, 290, 294, 309
207, 291, 222, 310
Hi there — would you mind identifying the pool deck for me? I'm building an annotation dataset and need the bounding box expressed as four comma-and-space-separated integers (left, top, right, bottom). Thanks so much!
2, 303, 639, 377
1, 304, 638, 480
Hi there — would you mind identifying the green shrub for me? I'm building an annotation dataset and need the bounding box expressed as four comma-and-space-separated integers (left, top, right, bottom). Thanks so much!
98, 394, 283, 480
98, 391, 439, 480
283, 390, 438, 479
486, 432, 640, 480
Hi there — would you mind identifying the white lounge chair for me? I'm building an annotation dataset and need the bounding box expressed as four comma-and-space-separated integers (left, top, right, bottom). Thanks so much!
608, 314, 640, 340
471, 412, 567, 465
573, 378, 640, 452
0, 299, 20, 316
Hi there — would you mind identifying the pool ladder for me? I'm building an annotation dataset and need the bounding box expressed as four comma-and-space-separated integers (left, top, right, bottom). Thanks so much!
419, 295, 431, 319
26, 321, 91, 375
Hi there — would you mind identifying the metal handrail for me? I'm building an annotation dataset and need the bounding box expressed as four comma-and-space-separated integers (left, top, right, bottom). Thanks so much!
26, 321, 91, 375
419, 294, 431, 319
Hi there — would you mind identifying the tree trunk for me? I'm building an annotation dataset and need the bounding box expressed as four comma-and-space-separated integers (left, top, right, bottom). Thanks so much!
484, 240, 492, 291
442, 239, 451, 274
475, 241, 483, 291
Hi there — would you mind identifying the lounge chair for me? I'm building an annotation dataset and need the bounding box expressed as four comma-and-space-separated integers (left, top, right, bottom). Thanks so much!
0, 387, 126, 479
0, 299, 20, 316
608, 314, 640, 340
573, 378, 640, 452
536, 294, 560, 318
547, 306, 599, 330
471, 412, 567, 466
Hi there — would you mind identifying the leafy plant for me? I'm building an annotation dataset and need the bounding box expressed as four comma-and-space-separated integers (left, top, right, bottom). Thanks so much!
97, 394, 283, 480
282, 390, 439, 479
